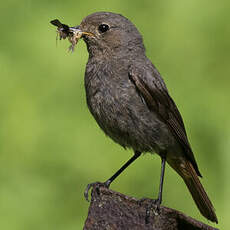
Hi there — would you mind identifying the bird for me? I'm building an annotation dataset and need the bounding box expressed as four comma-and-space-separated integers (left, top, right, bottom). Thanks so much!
52, 11, 218, 223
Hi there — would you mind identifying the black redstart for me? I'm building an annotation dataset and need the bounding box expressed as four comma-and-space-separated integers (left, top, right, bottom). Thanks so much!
51, 12, 218, 223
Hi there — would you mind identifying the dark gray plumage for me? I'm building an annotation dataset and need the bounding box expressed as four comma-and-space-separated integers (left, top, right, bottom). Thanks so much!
75, 12, 217, 223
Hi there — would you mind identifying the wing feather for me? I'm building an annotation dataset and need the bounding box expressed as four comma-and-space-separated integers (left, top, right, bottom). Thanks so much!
128, 64, 202, 176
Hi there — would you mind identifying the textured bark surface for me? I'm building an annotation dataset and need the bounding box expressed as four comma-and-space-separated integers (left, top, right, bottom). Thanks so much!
83, 183, 218, 230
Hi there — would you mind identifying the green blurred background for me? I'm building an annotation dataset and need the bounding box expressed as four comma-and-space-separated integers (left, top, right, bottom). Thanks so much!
0, 0, 229, 229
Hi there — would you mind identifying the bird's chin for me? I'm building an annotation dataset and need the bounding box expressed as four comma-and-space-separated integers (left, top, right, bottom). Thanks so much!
82, 33, 97, 45
82, 34, 91, 42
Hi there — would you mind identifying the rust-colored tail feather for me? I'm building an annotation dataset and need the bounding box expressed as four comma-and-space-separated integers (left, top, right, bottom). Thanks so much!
169, 160, 218, 223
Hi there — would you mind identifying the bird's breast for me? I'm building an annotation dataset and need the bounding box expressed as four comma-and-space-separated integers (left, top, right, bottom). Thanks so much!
84, 60, 176, 153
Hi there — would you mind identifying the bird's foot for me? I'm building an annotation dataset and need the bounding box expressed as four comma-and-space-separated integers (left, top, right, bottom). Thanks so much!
138, 197, 161, 224
84, 181, 109, 202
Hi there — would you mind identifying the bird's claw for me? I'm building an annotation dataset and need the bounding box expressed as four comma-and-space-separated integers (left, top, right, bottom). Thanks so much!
146, 199, 161, 223
138, 197, 161, 224
84, 181, 108, 202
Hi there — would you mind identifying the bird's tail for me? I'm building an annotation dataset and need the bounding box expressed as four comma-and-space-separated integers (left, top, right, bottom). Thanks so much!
168, 159, 218, 223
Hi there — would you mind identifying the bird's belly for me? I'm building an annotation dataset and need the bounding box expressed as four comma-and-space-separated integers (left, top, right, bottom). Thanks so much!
86, 83, 177, 154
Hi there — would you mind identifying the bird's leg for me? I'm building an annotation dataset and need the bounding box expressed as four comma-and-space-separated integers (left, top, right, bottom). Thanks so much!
104, 151, 142, 187
156, 156, 166, 206
84, 151, 141, 201
144, 155, 166, 224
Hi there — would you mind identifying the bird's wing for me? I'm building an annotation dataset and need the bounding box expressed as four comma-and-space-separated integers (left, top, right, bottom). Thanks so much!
128, 63, 201, 177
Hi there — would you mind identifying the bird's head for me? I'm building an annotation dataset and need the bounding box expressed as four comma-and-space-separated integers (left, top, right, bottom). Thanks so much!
75, 12, 145, 58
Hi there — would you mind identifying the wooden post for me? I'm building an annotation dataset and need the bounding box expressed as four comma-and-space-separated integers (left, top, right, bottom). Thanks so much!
83, 183, 218, 230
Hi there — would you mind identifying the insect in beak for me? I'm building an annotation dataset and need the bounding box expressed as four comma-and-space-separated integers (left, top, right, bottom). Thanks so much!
50, 19, 94, 52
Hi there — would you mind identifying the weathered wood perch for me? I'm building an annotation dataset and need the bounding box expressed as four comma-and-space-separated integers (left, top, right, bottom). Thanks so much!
83, 183, 218, 230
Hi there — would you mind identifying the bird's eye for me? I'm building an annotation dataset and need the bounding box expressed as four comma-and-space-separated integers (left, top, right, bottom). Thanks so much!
98, 24, 110, 33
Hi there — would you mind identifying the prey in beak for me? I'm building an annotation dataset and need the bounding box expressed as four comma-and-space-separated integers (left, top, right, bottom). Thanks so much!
50, 19, 94, 52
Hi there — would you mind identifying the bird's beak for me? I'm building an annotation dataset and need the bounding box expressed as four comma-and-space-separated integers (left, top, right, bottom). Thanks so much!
69, 26, 94, 39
